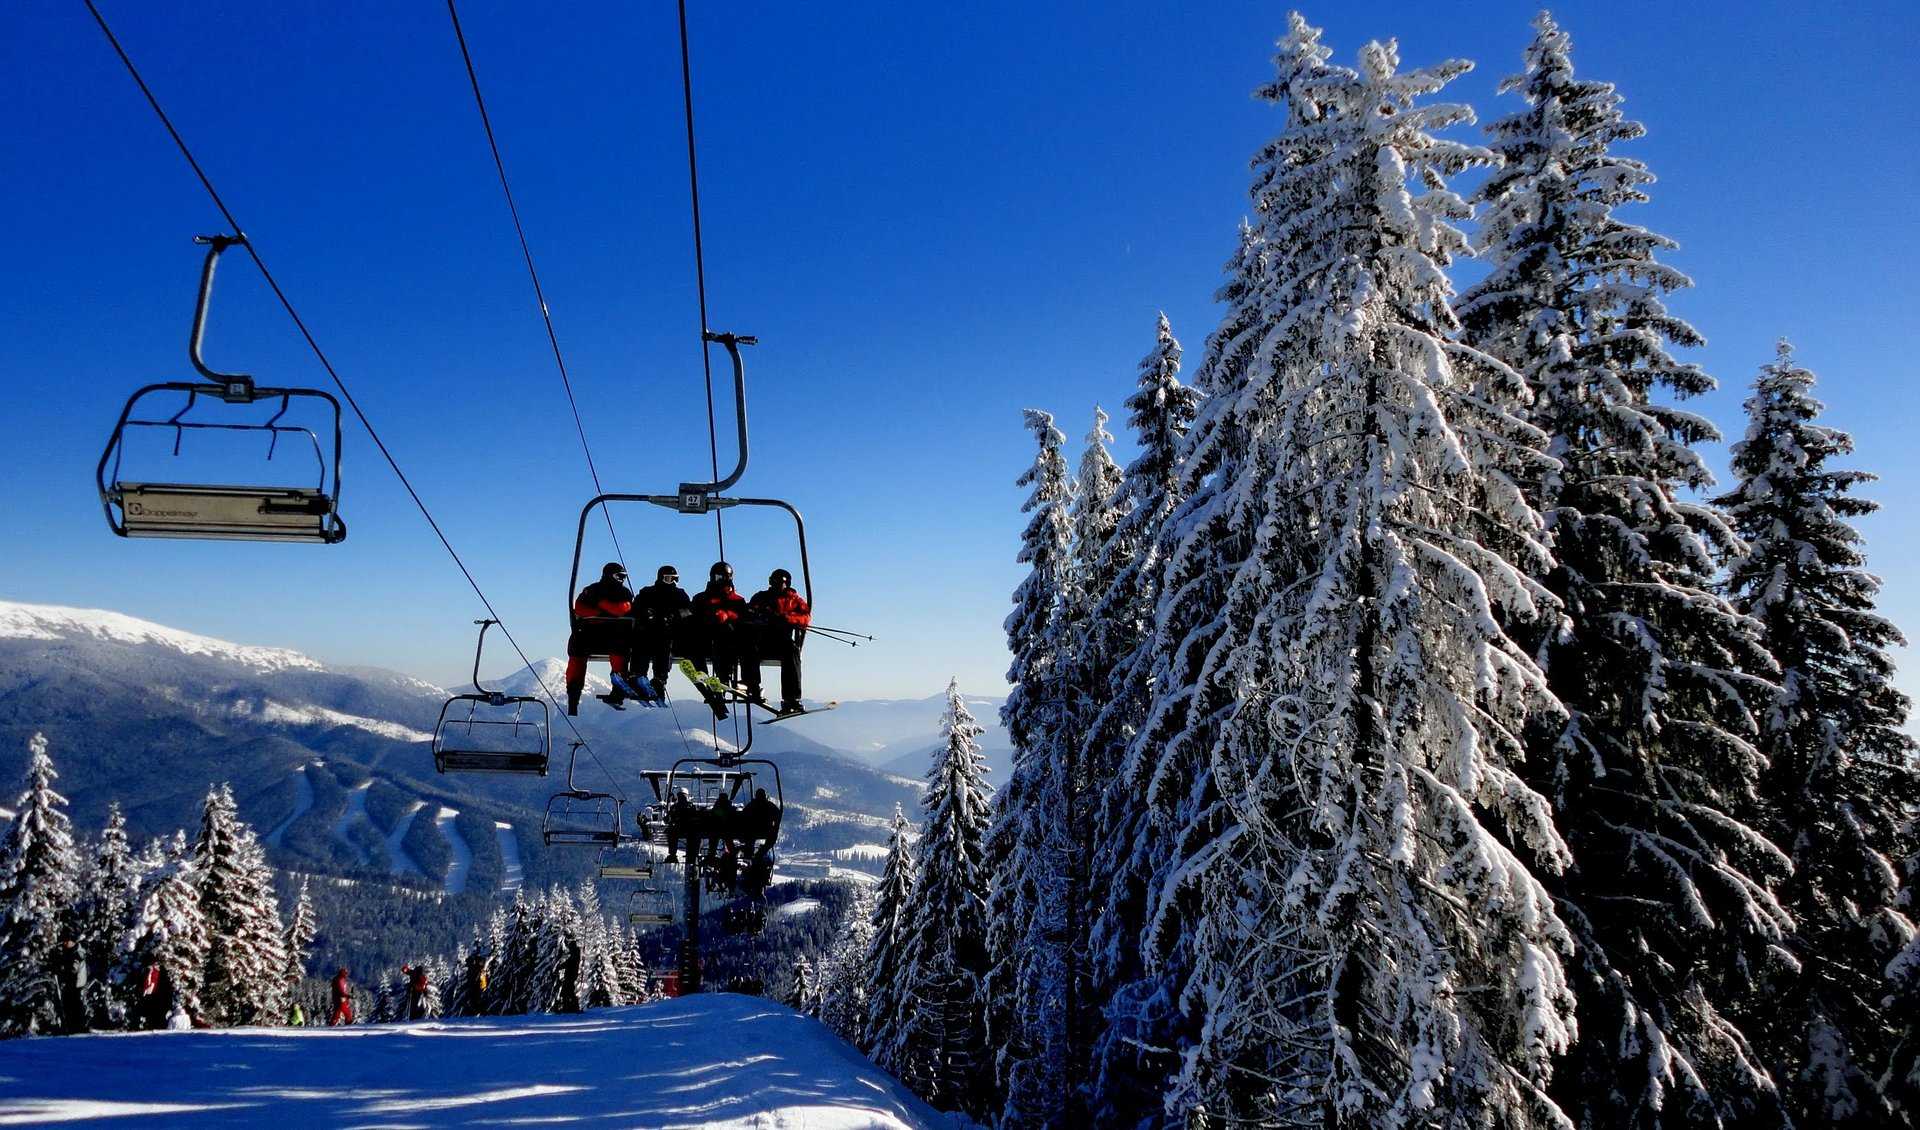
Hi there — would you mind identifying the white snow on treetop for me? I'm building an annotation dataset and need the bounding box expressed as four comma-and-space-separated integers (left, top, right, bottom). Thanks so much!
0, 600, 322, 673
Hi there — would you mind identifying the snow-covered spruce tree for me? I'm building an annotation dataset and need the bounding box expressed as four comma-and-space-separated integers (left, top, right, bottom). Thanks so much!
897, 680, 995, 1117
786, 957, 819, 1013
1133, 18, 1580, 1125
0, 734, 80, 1036
192, 785, 290, 1027
864, 805, 919, 1076
1082, 312, 1203, 1125
1459, 14, 1791, 1125
817, 885, 876, 1043
282, 878, 316, 1009
616, 928, 650, 1004
575, 882, 624, 1009
1714, 341, 1919, 1126
988, 408, 1077, 1128
530, 887, 585, 1014
74, 803, 144, 1029
491, 890, 540, 1015
124, 832, 209, 1027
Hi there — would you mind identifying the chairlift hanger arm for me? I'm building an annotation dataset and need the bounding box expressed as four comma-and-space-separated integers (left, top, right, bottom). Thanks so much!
470, 618, 502, 701
188, 234, 254, 398
678, 331, 754, 497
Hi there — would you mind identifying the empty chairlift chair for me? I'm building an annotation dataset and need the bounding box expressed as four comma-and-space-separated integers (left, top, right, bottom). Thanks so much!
98, 235, 346, 543
434, 619, 551, 775
543, 742, 623, 847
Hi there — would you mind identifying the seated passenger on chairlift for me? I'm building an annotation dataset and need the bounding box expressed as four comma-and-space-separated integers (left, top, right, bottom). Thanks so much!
688, 562, 747, 720
738, 787, 781, 856
665, 788, 699, 864
704, 789, 738, 862
744, 569, 811, 715
566, 562, 651, 715
634, 564, 690, 699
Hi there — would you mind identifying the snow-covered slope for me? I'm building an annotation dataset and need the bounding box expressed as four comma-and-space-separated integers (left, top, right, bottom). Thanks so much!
0, 600, 323, 673
0, 995, 949, 1129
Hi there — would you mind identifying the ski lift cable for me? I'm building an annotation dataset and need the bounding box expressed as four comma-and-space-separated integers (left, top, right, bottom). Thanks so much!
82, 0, 626, 804
676, 0, 725, 561
444, 0, 626, 569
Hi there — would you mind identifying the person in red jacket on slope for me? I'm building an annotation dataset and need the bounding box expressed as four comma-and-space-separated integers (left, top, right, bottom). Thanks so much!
330, 967, 353, 1026
687, 562, 747, 720
744, 568, 811, 714
566, 562, 650, 714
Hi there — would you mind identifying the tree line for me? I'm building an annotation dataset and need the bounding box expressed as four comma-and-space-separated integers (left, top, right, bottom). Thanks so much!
792, 10, 1919, 1130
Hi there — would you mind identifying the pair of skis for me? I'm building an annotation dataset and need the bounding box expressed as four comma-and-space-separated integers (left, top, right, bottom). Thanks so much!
672, 659, 838, 722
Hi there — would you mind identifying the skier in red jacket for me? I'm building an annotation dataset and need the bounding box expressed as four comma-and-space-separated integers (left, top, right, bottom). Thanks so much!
744, 569, 811, 714
687, 562, 747, 720
566, 562, 651, 714
330, 967, 353, 1026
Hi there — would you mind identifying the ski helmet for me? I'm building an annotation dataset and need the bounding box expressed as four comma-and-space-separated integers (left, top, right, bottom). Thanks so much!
657, 565, 679, 583
769, 568, 792, 588
601, 561, 627, 582
709, 561, 733, 582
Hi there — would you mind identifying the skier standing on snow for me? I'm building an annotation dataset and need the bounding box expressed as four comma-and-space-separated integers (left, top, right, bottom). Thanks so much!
688, 562, 747, 720
743, 569, 810, 714
634, 565, 691, 698
404, 964, 429, 1020
55, 938, 86, 1034
565, 562, 650, 715
329, 967, 353, 1026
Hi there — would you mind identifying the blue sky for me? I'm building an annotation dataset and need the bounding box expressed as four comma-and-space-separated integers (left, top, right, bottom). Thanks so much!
3, 1, 1917, 701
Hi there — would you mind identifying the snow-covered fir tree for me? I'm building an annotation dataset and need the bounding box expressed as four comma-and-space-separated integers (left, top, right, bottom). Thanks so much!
1127, 17, 1582, 1125
817, 885, 875, 1044
1715, 341, 1919, 1126
897, 679, 995, 1117
574, 883, 624, 1009
529, 887, 585, 1014
124, 832, 209, 1028
0, 734, 80, 1036
493, 891, 540, 1015
988, 407, 1077, 1128
73, 803, 144, 1029
1460, 14, 1790, 1125
282, 878, 316, 1006
1081, 311, 1202, 1125
192, 785, 290, 1027
786, 956, 819, 1014
616, 928, 650, 1004
864, 805, 919, 1078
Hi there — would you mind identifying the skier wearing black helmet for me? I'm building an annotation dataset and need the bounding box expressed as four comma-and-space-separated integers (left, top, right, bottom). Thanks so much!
688, 561, 747, 720
746, 567, 811, 713
634, 564, 690, 697
567, 561, 647, 714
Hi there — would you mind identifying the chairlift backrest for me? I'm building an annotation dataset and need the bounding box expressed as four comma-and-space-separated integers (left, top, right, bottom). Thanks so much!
98, 236, 345, 543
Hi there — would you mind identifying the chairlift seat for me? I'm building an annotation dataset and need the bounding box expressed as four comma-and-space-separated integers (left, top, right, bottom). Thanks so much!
113, 481, 344, 542
629, 912, 675, 926
543, 785, 623, 847
435, 748, 549, 775
598, 864, 654, 880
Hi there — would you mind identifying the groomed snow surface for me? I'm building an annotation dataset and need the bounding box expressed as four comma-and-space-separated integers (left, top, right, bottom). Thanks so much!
0, 995, 953, 1129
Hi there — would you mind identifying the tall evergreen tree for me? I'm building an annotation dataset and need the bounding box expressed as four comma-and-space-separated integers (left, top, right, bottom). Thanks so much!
1715, 341, 1919, 1126
786, 956, 819, 1014
988, 408, 1077, 1128
864, 805, 919, 1077
125, 832, 209, 1027
74, 803, 143, 1029
818, 885, 876, 1044
0, 734, 80, 1037
898, 680, 996, 1117
1461, 14, 1791, 1125
1132, 17, 1580, 1125
530, 887, 585, 1014
192, 785, 290, 1027
282, 878, 316, 1008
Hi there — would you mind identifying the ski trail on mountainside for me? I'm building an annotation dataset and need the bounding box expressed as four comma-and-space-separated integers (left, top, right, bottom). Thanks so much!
264, 763, 316, 848
495, 822, 524, 894
330, 782, 373, 864
436, 808, 471, 896
383, 800, 426, 877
